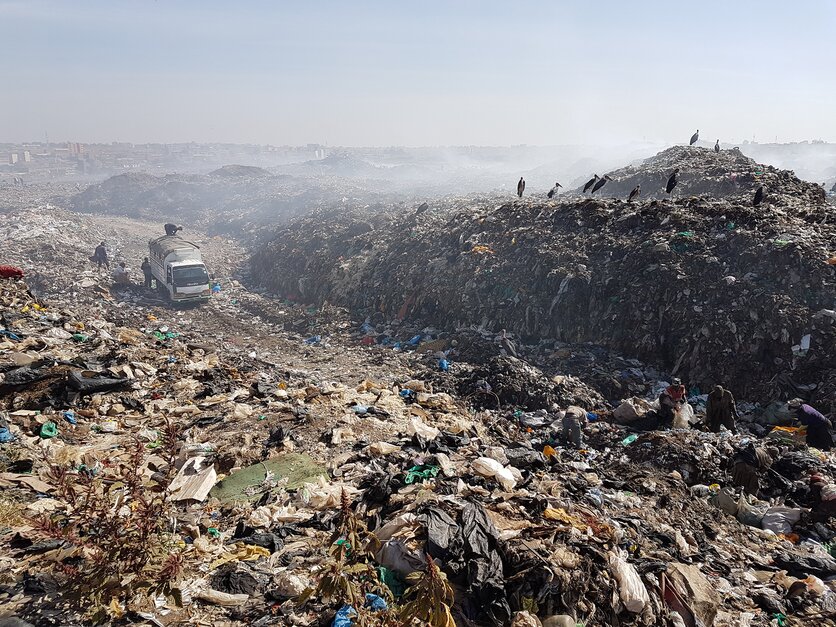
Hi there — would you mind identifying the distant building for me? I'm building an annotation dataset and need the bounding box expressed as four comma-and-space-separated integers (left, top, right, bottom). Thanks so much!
22, 150, 31, 163
9, 153, 18, 165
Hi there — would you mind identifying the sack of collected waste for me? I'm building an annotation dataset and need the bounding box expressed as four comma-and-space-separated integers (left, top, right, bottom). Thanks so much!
761, 506, 802, 535
613, 397, 652, 424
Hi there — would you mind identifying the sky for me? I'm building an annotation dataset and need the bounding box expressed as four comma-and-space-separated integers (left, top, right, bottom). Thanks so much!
1, 0, 834, 146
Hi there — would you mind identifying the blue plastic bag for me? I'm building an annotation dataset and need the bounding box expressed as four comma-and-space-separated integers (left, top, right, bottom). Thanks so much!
331, 605, 356, 627
365, 593, 387, 611
438, 358, 449, 372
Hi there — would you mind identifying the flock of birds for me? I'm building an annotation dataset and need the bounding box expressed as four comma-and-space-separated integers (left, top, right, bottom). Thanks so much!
515, 130, 765, 207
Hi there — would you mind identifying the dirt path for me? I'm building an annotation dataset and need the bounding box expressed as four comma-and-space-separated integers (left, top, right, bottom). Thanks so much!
2, 205, 416, 389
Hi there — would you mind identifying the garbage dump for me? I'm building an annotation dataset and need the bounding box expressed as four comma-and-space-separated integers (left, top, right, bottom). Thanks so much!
251, 146, 836, 405
0, 198, 835, 626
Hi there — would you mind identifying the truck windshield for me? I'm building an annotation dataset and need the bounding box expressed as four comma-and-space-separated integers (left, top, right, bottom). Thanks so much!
173, 265, 209, 288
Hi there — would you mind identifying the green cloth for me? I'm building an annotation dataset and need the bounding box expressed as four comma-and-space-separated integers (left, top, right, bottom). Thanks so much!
40, 421, 58, 439
378, 566, 405, 598
404, 464, 440, 484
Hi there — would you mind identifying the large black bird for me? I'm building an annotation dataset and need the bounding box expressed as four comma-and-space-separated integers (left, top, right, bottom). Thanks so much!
628, 184, 641, 202
690, 130, 699, 146
666, 168, 680, 194
517, 177, 526, 198
582, 174, 599, 193
753, 185, 764, 207
414, 202, 429, 216
714, 139, 720, 153
591, 175, 613, 194
547, 182, 562, 199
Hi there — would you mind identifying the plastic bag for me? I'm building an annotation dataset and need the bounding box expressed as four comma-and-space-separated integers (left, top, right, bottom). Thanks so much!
608, 551, 650, 613
736, 494, 767, 528
711, 488, 739, 515
761, 506, 802, 535
672, 402, 695, 429
472, 457, 516, 490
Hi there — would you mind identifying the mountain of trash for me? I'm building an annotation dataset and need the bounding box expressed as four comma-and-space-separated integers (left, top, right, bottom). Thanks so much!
252, 148, 836, 405
583, 146, 829, 205
68, 169, 396, 235
2, 265, 836, 627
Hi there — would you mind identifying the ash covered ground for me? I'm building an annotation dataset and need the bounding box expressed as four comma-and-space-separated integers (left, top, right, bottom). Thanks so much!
1, 146, 835, 627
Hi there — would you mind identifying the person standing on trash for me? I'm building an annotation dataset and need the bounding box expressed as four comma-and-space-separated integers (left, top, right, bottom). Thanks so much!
562, 405, 587, 449
706, 385, 739, 433
164, 223, 183, 236
659, 377, 686, 426
140, 257, 153, 288
789, 399, 833, 451
731, 443, 773, 496
93, 242, 109, 270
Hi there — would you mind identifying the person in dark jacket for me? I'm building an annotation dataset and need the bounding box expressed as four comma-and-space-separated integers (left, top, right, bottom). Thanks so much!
93, 242, 109, 269
706, 385, 739, 433
789, 399, 833, 451
731, 444, 773, 496
140, 257, 153, 288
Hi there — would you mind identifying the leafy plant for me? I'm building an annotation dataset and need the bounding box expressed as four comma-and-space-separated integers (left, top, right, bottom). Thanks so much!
33, 419, 184, 623
399, 555, 456, 627
297, 489, 393, 625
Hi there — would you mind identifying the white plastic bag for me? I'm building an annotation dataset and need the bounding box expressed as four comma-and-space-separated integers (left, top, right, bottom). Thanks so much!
472, 457, 517, 490
760, 506, 802, 535
608, 551, 650, 613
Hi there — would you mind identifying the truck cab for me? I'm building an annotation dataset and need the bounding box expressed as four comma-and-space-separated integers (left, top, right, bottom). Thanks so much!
149, 235, 211, 303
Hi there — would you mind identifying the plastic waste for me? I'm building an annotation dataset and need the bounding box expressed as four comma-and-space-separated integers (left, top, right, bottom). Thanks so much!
472, 457, 517, 490
608, 551, 650, 613
621, 434, 639, 446
438, 358, 449, 372
62, 410, 76, 425
407, 416, 440, 441
365, 593, 387, 611
303, 335, 322, 345
761, 506, 802, 535
404, 464, 441, 484
0, 427, 15, 443
39, 421, 58, 439
736, 494, 767, 528
332, 604, 357, 627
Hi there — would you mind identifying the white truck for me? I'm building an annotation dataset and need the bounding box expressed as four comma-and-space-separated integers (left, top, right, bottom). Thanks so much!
148, 235, 211, 304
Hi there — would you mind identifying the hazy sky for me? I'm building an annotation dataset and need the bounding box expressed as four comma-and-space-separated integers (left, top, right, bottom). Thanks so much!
2, 0, 834, 146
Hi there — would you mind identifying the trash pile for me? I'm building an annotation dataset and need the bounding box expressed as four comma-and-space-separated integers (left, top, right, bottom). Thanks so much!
68, 168, 406, 236
251, 146, 836, 402
588, 146, 829, 207
2, 264, 836, 626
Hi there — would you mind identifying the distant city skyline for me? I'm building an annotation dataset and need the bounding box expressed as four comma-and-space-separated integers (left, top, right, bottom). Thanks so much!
2, 0, 834, 146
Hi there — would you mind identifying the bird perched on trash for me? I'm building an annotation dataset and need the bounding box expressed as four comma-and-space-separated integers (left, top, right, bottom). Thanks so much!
583, 174, 599, 193
498, 329, 518, 358
591, 175, 613, 194
628, 184, 641, 202
753, 185, 764, 207
517, 177, 526, 198
714, 140, 720, 153
547, 182, 562, 199
690, 130, 699, 146
414, 202, 429, 216
666, 168, 680, 194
